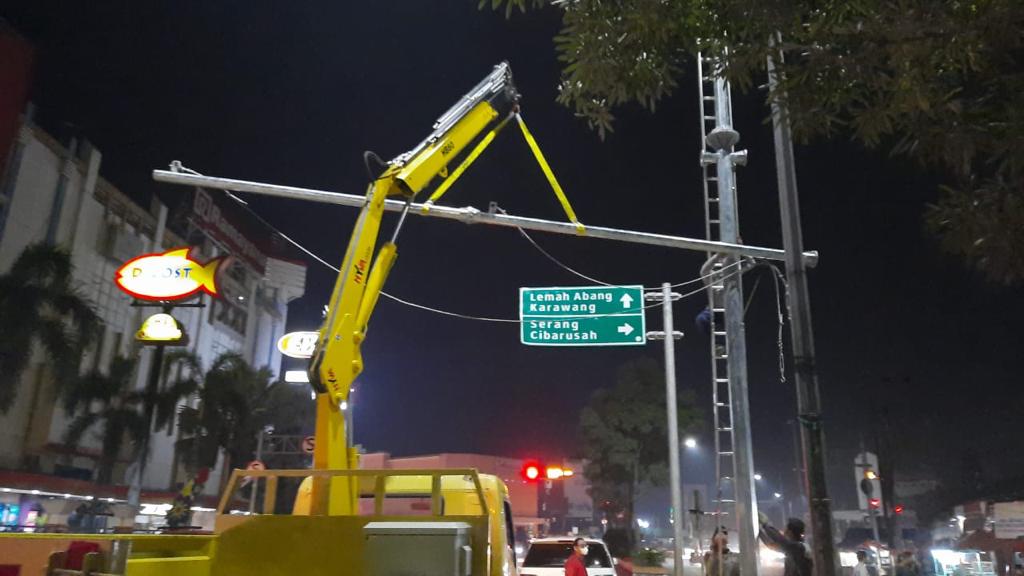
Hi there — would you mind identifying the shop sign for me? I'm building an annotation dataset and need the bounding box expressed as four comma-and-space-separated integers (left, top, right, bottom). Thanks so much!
277, 331, 319, 359
136, 313, 187, 345
115, 247, 223, 301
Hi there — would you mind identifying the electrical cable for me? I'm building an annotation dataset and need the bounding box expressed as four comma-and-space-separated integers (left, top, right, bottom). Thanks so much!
273, 213, 750, 323
739, 261, 789, 385
363, 151, 388, 181
494, 205, 744, 289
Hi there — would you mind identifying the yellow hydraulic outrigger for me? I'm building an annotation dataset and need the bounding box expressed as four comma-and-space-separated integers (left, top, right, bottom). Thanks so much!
303, 62, 582, 515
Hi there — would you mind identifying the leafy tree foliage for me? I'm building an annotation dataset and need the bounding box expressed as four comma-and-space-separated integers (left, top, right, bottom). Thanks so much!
578, 357, 699, 531
485, 0, 1024, 284
63, 356, 148, 485
163, 351, 280, 477
0, 243, 99, 411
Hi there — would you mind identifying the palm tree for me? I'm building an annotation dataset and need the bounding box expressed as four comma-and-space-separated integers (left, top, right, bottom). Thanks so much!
63, 356, 149, 484
167, 351, 278, 475
162, 351, 280, 527
0, 243, 100, 412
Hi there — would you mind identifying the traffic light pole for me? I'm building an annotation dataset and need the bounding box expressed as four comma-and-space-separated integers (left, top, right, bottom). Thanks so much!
767, 45, 838, 576
857, 451, 882, 545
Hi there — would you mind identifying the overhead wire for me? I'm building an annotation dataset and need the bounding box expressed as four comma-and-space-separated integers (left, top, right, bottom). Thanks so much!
494, 205, 744, 289
260, 203, 750, 323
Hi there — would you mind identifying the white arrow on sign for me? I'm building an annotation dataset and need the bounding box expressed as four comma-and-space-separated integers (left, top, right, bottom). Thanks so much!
617, 323, 635, 336
620, 293, 634, 308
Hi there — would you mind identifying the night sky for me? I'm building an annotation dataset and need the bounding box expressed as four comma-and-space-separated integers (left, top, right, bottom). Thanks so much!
5, 2, 1023, 511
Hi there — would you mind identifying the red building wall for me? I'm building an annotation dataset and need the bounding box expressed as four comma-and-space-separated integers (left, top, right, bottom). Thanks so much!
0, 22, 34, 176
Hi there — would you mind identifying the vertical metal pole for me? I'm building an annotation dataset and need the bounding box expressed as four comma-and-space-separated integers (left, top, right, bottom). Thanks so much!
712, 75, 760, 576
767, 44, 837, 576
127, 207, 170, 508
127, 342, 165, 507
249, 428, 265, 513
662, 283, 686, 576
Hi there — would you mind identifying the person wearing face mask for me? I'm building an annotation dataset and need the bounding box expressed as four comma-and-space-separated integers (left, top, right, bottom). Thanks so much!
565, 537, 589, 576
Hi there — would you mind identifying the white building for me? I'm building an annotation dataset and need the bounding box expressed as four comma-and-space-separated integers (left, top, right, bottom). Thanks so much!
0, 114, 306, 505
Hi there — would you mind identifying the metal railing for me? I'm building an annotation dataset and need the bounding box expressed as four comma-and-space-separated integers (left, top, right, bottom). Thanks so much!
217, 468, 488, 518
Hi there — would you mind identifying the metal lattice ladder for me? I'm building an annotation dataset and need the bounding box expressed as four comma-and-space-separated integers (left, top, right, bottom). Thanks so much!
697, 51, 737, 535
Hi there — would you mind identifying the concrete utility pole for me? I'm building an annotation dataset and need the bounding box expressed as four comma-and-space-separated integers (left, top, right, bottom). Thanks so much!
767, 46, 838, 576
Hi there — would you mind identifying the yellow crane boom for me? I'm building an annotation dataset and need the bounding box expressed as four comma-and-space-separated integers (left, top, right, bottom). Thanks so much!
305, 63, 519, 513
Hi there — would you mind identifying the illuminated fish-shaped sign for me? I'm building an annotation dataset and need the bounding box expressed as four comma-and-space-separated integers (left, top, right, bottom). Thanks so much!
115, 247, 223, 301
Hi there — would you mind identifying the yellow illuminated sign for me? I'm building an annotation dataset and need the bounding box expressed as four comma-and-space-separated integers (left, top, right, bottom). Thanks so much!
136, 313, 186, 344
277, 331, 319, 359
115, 247, 223, 301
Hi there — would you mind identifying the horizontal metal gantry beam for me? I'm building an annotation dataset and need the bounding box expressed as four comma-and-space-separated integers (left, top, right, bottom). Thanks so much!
152, 169, 818, 266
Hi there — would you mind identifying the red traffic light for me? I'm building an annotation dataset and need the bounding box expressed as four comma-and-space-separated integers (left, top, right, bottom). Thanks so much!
894, 504, 905, 515
521, 460, 542, 482
869, 498, 881, 509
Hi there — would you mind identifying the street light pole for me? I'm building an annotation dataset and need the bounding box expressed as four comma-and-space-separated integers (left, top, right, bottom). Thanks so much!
648, 284, 686, 576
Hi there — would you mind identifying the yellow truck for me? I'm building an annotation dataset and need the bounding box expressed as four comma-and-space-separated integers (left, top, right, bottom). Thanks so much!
0, 468, 519, 575
0, 62, 537, 576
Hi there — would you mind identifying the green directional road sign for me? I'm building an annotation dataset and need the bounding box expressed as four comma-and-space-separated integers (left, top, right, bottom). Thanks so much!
519, 285, 646, 346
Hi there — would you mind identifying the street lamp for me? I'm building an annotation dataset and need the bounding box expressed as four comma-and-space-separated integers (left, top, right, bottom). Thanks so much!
754, 473, 763, 481
684, 437, 698, 449
774, 492, 782, 499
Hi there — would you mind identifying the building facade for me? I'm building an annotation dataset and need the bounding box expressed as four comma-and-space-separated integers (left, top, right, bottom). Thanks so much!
0, 107, 306, 528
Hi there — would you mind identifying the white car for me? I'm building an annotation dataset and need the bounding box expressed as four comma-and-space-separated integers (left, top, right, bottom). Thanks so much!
519, 538, 616, 576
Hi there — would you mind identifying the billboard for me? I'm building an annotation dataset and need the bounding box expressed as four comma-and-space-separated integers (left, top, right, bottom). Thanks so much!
994, 501, 1024, 540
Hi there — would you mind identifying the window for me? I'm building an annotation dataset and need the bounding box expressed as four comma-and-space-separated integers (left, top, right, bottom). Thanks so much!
523, 542, 612, 569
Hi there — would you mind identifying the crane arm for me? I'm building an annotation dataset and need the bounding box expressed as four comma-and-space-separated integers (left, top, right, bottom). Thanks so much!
308, 62, 519, 408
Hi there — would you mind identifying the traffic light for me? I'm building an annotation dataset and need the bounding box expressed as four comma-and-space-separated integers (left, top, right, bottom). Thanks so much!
894, 504, 904, 515
869, 498, 881, 509
522, 460, 542, 481
864, 469, 878, 481
520, 460, 573, 482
